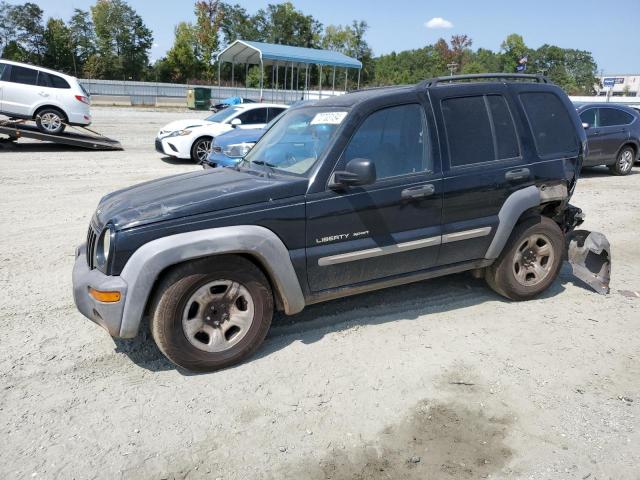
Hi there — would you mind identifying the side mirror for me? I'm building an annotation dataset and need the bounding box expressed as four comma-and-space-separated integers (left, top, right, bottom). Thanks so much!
330, 158, 376, 188
582, 122, 590, 129
231, 118, 242, 127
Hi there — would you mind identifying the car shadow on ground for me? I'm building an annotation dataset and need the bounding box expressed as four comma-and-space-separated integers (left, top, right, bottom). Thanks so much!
0, 140, 86, 153
580, 166, 639, 177
113, 263, 591, 375
159, 155, 198, 166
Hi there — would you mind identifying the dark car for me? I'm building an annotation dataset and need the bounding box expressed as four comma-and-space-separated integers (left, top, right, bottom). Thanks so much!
576, 103, 640, 175
73, 74, 610, 372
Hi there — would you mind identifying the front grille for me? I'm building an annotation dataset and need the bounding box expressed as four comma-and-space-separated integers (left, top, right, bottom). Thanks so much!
155, 138, 164, 153
86, 226, 97, 269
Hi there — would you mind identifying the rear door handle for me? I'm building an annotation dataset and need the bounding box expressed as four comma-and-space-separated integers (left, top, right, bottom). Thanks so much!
505, 168, 530, 182
401, 184, 435, 200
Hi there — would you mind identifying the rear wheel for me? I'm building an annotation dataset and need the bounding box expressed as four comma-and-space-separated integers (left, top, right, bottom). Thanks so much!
485, 216, 564, 301
35, 108, 66, 135
608, 146, 635, 176
190, 136, 213, 163
150, 256, 273, 372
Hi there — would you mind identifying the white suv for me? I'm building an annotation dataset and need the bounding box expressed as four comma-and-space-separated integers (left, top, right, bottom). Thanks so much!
156, 103, 288, 162
0, 59, 91, 135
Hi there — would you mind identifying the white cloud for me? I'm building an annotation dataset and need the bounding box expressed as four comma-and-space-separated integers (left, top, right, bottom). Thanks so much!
152, 43, 160, 48
425, 17, 453, 29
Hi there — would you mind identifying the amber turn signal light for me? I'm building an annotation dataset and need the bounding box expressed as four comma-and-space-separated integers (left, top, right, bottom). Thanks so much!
89, 288, 121, 303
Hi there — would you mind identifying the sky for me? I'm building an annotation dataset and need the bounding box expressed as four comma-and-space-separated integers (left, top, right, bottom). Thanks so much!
9, 0, 639, 74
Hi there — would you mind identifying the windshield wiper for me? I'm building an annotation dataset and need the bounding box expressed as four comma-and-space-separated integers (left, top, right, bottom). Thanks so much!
251, 160, 278, 168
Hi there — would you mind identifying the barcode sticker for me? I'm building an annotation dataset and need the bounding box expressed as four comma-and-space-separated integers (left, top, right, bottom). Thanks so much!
310, 111, 348, 125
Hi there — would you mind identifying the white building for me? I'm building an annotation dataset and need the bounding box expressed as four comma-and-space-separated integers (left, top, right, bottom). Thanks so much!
597, 74, 640, 96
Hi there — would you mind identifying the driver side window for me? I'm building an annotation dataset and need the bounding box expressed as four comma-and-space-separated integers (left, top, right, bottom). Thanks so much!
342, 104, 431, 180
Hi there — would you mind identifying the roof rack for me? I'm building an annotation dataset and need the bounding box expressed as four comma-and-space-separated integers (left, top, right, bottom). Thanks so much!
420, 73, 549, 87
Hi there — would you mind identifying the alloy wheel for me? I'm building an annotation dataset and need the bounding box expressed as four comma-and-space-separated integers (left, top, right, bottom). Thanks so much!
618, 149, 634, 173
40, 112, 62, 133
196, 140, 212, 162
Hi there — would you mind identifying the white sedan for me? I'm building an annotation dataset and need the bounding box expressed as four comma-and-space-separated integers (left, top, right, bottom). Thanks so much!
155, 103, 288, 162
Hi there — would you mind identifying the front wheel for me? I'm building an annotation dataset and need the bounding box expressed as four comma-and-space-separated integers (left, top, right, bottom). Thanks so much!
150, 256, 273, 372
190, 136, 213, 163
35, 108, 66, 135
485, 216, 564, 301
608, 146, 635, 176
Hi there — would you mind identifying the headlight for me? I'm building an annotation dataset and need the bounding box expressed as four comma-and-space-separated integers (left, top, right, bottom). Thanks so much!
222, 142, 256, 158
168, 129, 192, 137
95, 225, 114, 270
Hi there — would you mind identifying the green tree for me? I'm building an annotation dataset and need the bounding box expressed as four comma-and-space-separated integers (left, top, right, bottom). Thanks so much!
254, 2, 322, 48
91, 0, 153, 80
42, 18, 75, 73
219, 3, 260, 44
0, 2, 45, 63
194, 0, 223, 82
164, 22, 202, 83
69, 9, 97, 76
500, 33, 530, 72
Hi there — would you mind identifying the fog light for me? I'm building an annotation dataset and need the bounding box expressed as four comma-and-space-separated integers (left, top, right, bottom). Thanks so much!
89, 288, 121, 303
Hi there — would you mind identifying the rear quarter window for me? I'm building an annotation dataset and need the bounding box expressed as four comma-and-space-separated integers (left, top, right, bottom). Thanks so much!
599, 108, 634, 127
520, 92, 578, 156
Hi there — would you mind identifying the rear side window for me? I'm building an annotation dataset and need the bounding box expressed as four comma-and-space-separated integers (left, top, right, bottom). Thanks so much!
267, 108, 286, 122
237, 107, 268, 125
599, 108, 634, 127
442, 95, 520, 167
9, 65, 38, 85
37, 72, 71, 89
343, 104, 431, 179
487, 95, 519, 160
520, 92, 578, 156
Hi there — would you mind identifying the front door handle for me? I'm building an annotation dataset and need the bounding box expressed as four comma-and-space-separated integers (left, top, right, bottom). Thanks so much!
401, 184, 435, 200
505, 168, 530, 182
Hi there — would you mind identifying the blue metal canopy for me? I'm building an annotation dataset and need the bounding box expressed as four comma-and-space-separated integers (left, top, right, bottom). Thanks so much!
217, 40, 362, 69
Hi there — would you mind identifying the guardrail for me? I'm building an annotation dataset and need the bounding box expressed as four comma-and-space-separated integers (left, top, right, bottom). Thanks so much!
80, 79, 344, 107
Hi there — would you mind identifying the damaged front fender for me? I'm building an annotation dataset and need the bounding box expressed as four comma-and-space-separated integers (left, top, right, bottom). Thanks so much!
566, 230, 611, 295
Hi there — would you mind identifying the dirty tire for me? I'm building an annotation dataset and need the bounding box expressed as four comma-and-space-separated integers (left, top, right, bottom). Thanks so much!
608, 145, 635, 176
485, 216, 564, 301
190, 136, 213, 163
35, 108, 66, 135
150, 256, 273, 372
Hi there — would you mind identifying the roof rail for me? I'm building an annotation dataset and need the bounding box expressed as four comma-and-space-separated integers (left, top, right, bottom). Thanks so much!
420, 73, 549, 88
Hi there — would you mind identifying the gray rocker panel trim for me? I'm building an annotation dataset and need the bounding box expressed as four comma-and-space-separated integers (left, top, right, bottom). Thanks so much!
484, 185, 541, 260
118, 225, 305, 338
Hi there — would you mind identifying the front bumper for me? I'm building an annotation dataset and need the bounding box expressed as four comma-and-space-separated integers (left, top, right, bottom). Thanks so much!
155, 135, 190, 159
72, 243, 128, 337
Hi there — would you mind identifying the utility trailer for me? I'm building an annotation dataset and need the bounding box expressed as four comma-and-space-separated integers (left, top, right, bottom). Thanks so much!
0, 120, 123, 151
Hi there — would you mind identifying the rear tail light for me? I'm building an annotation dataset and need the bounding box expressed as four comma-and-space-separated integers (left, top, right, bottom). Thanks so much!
75, 95, 90, 105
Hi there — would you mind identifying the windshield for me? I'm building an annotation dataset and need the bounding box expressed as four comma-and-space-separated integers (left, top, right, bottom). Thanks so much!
244, 107, 348, 175
205, 107, 242, 123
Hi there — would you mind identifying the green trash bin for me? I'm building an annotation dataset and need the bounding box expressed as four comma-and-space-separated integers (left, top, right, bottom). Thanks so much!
187, 87, 212, 110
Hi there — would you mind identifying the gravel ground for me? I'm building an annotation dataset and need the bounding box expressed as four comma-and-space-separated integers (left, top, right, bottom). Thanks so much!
0, 107, 638, 480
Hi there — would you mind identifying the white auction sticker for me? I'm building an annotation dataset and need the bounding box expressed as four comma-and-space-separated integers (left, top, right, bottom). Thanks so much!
310, 111, 348, 125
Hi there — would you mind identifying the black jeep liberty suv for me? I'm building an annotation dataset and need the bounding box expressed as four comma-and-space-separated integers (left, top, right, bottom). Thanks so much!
73, 74, 609, 372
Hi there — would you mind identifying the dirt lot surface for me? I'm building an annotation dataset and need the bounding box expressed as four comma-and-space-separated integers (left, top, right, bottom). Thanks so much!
1, 107, 639, 480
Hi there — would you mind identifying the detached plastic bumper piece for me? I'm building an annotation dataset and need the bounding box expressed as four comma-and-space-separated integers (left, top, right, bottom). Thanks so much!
567, 230, 611, 295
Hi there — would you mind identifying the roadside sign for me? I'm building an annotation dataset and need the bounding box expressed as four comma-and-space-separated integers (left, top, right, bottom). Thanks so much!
603, 78, 615, 87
